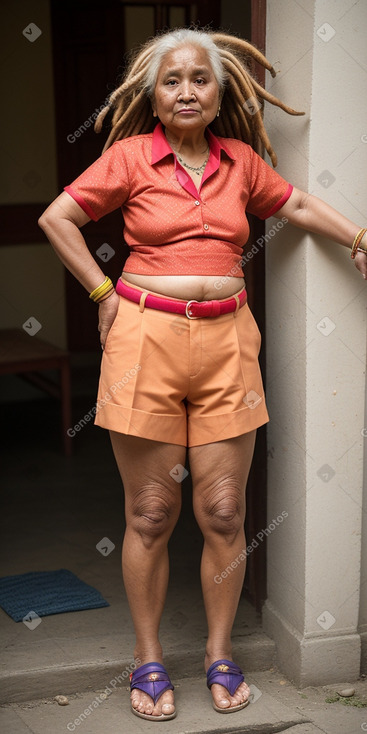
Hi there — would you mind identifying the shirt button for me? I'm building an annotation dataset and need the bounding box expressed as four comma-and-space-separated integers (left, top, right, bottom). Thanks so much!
203, 223, 209, 230
194, 200, 200, 206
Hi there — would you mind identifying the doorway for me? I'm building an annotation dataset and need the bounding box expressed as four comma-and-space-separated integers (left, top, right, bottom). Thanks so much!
51, 0, 267, 611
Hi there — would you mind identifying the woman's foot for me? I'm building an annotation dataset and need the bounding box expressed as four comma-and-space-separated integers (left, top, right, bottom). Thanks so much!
205, 652, 250, 712
130, 657, 176, 719
130, 688, 175, 719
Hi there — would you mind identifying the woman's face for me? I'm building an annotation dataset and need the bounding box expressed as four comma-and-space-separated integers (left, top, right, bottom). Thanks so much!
152, 45, 220, 135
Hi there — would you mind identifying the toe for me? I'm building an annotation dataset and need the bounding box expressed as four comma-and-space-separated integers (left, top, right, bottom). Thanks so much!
210, 683, 232, 709
152, 690, 175, 717
233, 681, 250, 703
211, 681, 250, 710
131, 691, 154, 715
132, 688, 175, 718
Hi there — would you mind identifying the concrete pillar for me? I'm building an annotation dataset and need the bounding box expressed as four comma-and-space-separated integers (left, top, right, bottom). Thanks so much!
263, 0, 367, 686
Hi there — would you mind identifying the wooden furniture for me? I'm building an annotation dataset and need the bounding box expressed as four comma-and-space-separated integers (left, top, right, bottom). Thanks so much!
0, 329, 72, 456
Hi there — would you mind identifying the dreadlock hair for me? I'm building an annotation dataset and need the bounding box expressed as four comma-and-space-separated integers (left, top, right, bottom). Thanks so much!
94, 28, 304, 167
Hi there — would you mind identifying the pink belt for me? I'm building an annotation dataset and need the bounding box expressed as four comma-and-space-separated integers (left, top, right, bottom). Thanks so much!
116, 278, 247, 319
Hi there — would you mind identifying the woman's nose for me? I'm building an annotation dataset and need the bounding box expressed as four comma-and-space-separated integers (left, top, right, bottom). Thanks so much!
178, 82, 195, 101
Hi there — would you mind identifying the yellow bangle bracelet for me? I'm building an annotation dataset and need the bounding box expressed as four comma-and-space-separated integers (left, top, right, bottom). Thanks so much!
97, 288, 115, 302
89, 277, 114, 302
351, 228, 367, 259
95, 284, 115, 302
93, 287, 114, 303
89, 276, 108, 299
95, 282, 114, 298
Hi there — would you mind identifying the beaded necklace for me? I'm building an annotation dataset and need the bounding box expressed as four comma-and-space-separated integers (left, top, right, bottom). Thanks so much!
175, 146, 210, 175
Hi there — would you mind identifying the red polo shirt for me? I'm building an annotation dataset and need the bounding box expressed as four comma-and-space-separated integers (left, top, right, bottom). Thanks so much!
64, 122, 292, 276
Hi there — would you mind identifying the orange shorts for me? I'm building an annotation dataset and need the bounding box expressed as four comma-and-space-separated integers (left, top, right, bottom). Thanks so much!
94, 284, 269, 446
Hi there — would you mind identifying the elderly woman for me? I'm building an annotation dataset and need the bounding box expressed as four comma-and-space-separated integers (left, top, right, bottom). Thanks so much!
39, 28, 367, 722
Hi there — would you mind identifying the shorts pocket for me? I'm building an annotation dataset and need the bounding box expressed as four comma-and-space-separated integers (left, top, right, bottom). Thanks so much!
243, 304, 262, 354
103, 296, 123, 351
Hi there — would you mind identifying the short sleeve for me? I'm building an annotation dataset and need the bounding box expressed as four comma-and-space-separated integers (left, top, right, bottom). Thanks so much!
246, 148, 293, 220
64, 141, 130, 221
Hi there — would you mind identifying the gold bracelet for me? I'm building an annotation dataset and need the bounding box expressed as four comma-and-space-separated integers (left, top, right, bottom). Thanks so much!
89, 276, 109, 300
98, 288, 116, 302
89, 278, 112, 302
351, 228, 367, 259
89, 276, 114, 302
357, 233, 367, 254
93, 285, 114, 303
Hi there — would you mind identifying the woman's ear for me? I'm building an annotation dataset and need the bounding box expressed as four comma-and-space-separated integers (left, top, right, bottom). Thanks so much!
151, 95, 157, 117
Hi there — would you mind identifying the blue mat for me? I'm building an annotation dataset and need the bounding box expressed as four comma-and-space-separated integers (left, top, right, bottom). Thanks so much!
0, 569, 109, 622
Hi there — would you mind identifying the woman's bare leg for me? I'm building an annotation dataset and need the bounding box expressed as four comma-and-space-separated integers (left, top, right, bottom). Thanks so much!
189, 431, 257, 711
110, 432, 186, 718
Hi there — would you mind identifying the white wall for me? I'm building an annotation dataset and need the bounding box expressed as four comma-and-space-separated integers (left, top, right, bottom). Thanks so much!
263, 0, 367, 685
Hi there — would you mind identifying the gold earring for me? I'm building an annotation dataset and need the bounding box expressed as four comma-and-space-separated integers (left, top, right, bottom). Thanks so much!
216, 106, 221, 117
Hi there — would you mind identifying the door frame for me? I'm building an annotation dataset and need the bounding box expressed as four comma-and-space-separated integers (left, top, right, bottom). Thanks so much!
49, 0, 267, 610
242, 0, 267, 611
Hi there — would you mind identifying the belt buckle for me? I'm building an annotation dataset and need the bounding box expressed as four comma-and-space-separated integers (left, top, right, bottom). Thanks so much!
185, 299, 200, 319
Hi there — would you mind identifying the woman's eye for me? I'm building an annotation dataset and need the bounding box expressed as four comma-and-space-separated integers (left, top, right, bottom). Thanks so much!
195, 78, 205, 84
166, 80, 177, 86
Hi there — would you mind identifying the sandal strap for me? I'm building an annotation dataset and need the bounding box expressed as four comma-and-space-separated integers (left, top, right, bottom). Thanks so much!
206, 658, 245, 697
130, 662, 174, 706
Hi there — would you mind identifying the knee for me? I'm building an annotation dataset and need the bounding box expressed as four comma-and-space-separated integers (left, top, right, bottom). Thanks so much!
129, 484, 180, 546
195, 478, 244, 539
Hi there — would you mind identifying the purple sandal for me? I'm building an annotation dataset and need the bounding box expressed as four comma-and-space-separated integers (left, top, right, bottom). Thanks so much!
206, 658, 249, 713
130, 662, 176, 721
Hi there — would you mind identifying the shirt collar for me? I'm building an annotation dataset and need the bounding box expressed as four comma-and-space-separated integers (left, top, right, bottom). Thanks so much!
151, 121, 235, 165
